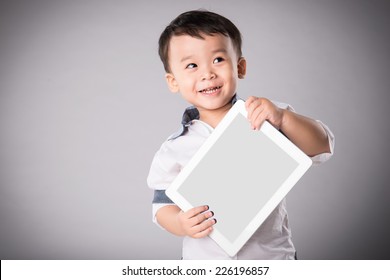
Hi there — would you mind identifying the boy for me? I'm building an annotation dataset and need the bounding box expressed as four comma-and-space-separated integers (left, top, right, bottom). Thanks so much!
147, 10, 334, 259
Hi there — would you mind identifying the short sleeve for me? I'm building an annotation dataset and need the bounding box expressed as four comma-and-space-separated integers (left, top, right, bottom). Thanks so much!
147, 141, 180, 228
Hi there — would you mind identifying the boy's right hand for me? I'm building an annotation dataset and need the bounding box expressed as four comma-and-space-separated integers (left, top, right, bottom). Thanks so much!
177, 205, 216, 238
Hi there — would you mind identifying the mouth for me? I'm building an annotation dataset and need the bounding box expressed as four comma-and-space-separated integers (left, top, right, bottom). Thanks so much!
198, 86, 222, 95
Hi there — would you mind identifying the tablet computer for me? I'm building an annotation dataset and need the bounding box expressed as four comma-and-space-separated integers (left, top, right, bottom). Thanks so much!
166, 99, 312, 256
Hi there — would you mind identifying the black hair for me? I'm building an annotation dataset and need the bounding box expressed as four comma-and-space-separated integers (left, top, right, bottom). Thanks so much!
158, 10, 242, 73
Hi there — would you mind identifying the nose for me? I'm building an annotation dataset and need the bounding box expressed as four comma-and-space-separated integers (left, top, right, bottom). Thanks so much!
201, 69, 216, 81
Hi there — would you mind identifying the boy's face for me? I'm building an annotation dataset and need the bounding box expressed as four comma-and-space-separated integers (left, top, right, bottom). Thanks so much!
165, 33, 246, 117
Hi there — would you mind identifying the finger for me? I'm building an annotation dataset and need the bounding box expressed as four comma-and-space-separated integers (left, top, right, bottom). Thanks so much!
252, 106, 270, 130
184, 205, 209, 219
189, 210, 214, 226
245, 96, 259, 112
245, 96, 257, 106
252, 110, 268, 130
248, 104, 265, 129
191, 219, 217, 239
245, 96, 257, 112
246, 97, 265, 120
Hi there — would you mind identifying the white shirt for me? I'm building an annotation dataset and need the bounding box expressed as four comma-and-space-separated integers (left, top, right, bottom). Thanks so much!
147, 100, 335, 259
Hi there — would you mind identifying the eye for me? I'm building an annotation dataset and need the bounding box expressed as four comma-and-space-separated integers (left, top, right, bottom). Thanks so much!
213, 57, 224, 64
186, 63, 197, 69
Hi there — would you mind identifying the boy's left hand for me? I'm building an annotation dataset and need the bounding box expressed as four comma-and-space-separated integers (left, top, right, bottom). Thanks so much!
245, 96, 284, 130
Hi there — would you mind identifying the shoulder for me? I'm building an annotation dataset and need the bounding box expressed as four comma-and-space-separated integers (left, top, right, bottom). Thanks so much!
147, 125, 207, 189
150, 128, 194, 168
152, 122, 210, 167
147, 137, 182, 190
151, 135, 182, 169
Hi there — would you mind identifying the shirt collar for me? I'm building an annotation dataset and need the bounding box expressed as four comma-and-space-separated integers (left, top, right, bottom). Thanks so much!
168, 94, 241, 141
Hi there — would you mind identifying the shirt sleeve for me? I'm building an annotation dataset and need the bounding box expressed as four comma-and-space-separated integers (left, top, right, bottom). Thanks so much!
147, 140, 180, 229
272, 100, 335, 165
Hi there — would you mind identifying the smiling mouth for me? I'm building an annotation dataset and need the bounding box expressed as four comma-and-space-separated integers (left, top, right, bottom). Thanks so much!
198, 86, 222, 94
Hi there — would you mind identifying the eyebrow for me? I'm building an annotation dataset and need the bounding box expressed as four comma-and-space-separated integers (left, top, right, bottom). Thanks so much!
212, 48, 228, 54
180, 49, 228, 63
180, 55, 194, 63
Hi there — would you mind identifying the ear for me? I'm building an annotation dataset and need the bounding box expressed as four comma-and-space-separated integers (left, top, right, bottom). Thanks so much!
237, 57, 247, 79
165, 73, 179, 93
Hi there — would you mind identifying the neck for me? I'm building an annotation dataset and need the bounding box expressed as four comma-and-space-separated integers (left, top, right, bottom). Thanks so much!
198, 102, 233, 128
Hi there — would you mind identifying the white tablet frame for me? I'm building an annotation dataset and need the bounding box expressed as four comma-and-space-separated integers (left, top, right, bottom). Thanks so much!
166, 100, 312, 257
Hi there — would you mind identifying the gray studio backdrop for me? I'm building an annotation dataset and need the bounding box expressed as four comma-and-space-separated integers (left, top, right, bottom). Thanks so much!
1, 0, 389, 259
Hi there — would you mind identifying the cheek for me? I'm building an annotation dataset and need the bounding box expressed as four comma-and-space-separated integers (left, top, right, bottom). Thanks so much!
182, 77, 196, 87
222, 68, 238, 82
177, 75, 196, 90
222, 63, 237, 76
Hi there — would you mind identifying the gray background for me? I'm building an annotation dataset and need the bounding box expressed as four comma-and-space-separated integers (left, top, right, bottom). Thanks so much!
0, 0, 389, 259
